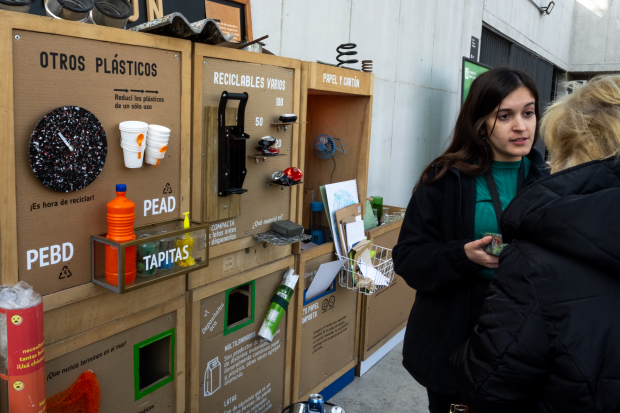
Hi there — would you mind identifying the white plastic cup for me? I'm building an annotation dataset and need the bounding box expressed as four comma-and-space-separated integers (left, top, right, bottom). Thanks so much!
120, 121, 148, 147
121, 143, 144, 168
148, 124, 170, 135
145, 147, 166, 159
145, 147, 166, 167
146, 138, 169, 147
120, 121, 148, 130
147, 128, 170, 137
146, 141, 168, 152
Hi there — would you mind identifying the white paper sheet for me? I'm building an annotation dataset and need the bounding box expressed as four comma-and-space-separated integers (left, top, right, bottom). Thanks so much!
306, 259, 347, 299
345, 221, 366, 252
359, 258, 390, 286
324, 180, 360, 256
300, 242, 318, 251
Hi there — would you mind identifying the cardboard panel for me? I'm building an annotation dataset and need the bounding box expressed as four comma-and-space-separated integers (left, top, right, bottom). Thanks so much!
12, 30, 184, 295
45, 312, 176, 411
364, 224, 416, 354
199, 57, 295, 245
198, 269, 288, 413
307, 63, 373, 96
304, 94, 370, 207
298, 252, 357, 397
188, 243, 291, 290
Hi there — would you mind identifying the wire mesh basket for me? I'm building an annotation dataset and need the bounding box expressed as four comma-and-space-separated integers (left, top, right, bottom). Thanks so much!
337, 244, 395, 295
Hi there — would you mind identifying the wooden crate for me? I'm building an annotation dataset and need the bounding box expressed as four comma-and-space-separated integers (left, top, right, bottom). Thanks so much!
0, 11, 193, 309
291, 243, 362, 402
186, 256, 296, 413
45, 295, 186, 412
357, 210, 416, 365
296, 62, 374, 242
189, 43, 303, 290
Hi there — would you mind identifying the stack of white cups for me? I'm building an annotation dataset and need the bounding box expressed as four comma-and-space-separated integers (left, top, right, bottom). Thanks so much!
119, 121, 148, 168
145, 125, 170, 167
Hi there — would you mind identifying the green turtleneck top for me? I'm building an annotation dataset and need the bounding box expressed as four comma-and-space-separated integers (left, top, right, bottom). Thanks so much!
474, 158, 531, 279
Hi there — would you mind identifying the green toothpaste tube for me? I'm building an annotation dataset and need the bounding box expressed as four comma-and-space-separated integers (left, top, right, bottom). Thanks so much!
258, 268, 299, 343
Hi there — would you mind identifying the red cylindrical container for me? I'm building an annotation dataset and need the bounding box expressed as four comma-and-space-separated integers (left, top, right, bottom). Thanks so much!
0, 284, 45, 413
104, 184, 137, 286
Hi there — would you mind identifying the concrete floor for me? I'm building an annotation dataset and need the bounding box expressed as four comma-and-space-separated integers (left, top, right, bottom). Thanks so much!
330, 341, 429, 413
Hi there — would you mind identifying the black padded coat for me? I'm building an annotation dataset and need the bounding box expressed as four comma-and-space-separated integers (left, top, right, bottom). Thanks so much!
451, 158, 620, 412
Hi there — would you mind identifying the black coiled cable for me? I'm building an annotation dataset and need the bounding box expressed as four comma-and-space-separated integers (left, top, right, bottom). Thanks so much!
336, 43, 358, 67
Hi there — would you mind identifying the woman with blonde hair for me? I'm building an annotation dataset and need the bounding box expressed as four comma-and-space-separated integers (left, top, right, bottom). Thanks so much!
451, 74, 620, 413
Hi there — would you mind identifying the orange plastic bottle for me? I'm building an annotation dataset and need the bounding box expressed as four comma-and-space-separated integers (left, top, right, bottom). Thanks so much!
104, 184, 137, 286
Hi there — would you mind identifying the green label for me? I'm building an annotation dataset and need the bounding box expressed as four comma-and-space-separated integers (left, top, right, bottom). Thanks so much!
463, 60, 490, 103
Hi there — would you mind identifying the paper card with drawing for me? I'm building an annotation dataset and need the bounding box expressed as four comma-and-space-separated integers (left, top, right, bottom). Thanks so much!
324, 180, 360, 256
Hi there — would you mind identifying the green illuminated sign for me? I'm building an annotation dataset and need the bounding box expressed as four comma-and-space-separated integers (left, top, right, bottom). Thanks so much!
462, 59, 490, 103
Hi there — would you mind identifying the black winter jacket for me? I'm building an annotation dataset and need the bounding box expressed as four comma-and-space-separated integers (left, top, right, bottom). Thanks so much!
451, 158, 620, 413
393, 150, 547, 394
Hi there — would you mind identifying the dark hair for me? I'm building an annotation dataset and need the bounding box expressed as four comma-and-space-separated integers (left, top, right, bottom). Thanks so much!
417, 67, 540, 188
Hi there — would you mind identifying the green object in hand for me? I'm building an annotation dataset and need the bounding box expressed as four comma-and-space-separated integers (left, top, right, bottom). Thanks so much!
483, 232, 507, 256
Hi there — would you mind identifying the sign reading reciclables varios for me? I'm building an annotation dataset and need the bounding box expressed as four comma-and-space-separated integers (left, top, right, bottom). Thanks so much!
463, 60, 490, 103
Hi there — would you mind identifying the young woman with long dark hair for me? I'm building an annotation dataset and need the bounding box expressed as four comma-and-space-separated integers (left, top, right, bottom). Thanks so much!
392, 67, 549, 413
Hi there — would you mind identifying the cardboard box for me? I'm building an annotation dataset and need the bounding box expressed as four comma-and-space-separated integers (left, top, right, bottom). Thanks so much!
187, 256, 296, 413
0, 12, 193, 306
291, 243, 361, 402
296, 63, 374, 237
44, 295, 186, 412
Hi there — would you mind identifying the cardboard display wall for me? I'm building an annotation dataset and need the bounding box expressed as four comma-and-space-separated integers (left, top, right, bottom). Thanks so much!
358, 215, 416, 363
297, 63, 373, 234
189, 44, 301, 290
187, 257, 295, 413
0, 12, 192, 305
44, 295, 186, 412
291, 244, 360, 402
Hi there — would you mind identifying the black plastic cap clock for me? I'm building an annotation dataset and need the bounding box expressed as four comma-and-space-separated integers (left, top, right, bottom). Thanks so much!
29, 106, 107, 193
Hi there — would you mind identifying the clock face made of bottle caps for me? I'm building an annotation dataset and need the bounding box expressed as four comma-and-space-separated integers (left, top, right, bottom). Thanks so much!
29, 106, 107, 193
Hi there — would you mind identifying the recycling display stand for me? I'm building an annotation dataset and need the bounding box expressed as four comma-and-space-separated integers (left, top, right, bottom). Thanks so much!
357, 209, 416, 376
0, 11, 194, 303
0, 13, 194, 412
296, 62, 374, 235
290, 63, 373, 402
44, 296, 186, 412
186, 256, 295, 413
189, 44, 302, 291
291, 243, 361, 403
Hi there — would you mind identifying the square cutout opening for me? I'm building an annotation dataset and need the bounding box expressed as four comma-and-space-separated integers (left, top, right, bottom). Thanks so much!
139, 336, 171, 390
134, 328, 175, 401
224, 280, 255, 336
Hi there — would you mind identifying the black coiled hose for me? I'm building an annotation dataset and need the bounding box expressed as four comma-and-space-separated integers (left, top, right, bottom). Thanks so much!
336, 43, 358, 67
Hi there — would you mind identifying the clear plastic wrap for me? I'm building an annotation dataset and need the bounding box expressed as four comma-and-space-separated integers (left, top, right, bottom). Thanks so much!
0, 282, 42, 374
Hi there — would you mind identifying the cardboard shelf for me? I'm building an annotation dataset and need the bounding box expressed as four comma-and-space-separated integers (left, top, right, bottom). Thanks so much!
91, 219, 209, 294
270, 122, 307, 132
266, 180, 304, 190
248, 153, 287, 163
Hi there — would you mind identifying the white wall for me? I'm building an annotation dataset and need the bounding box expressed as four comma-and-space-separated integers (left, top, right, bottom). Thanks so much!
250, 0, 612, 207
252, 0, 486, 208
569, 0, 620, 72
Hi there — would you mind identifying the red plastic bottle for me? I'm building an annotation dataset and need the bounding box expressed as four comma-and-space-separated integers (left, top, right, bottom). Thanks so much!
104, 184, 137, 286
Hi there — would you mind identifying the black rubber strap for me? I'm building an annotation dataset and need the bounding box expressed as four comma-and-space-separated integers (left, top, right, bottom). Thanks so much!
271, 294, 290, 311
484, 159, 525, 231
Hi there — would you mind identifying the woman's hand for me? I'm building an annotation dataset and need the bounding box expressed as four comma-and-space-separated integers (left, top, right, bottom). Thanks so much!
464, 236, 499, 268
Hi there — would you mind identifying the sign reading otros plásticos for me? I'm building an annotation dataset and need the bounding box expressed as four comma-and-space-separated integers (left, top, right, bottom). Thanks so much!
39, 51, 160, 77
